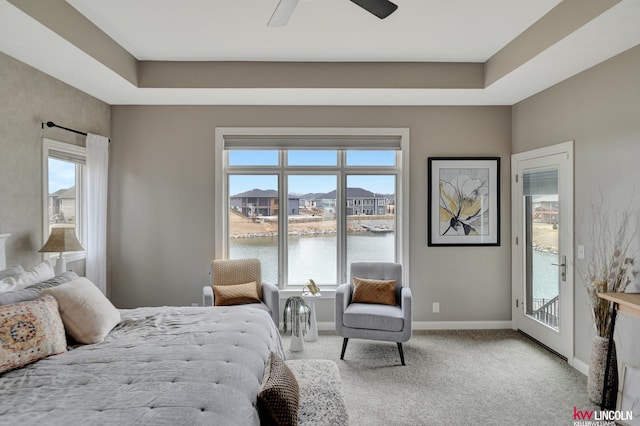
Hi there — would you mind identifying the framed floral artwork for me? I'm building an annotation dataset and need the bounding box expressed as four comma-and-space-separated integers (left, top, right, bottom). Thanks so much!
428, 157, 500, 246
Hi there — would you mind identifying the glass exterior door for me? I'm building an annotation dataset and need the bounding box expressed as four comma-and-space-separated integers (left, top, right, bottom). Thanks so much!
512, 142, 573, 361
524, 168, 560, 330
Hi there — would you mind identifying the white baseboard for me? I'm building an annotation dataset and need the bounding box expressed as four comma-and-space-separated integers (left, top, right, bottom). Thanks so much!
572, 357, 589, 376
315, 320, 512, 331
317, 322, 336, 331
413, 320, 513, 330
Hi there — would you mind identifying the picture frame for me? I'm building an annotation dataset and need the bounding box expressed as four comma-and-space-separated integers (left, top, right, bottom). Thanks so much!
617, 363, 640, 426
428, 157, 500, 246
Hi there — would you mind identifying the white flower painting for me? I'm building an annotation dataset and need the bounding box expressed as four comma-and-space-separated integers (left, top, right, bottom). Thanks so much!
428, 158, 500, 246
438, 171, 490, 236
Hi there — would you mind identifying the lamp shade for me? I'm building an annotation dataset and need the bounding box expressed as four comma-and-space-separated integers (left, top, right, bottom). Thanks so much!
39, 228, 85, 253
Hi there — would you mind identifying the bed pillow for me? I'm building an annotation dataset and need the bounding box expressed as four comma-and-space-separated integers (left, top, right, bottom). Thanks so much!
351, 277, 397, 306
14, 261, 55, 290
0, 265, 24, 280
42, 277, 121, 344
213, 281, 261, 306
257, 352, 300, 426
0, 277, 17, 293
0, 271, 79, 306
0, 295, 67, 373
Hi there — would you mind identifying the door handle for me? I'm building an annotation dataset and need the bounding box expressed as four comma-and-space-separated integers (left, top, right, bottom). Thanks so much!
551, 255, 566, 282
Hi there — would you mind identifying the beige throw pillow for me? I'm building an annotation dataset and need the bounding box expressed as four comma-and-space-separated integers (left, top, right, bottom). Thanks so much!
213, 281, 261, 306
351, 277, 397, 306
42, 277, 121, 344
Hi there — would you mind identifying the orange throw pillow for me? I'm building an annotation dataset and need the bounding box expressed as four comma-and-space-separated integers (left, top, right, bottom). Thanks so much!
351, 277, 397, 306
213, 281, 261, 306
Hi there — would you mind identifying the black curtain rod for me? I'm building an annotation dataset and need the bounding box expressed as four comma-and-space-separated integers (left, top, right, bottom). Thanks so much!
42, 121, 110, 143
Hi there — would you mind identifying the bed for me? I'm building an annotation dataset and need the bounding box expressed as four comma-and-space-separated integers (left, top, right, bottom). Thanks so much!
0, 236, 286, 425
0, 237, 348, 426
0, 304, 284, 425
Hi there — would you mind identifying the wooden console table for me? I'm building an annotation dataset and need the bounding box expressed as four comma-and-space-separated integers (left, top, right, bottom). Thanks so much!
597, 292, 640, 409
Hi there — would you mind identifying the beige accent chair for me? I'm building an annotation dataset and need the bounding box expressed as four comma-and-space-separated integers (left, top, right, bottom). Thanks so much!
335, 262, 412, 365
202, 258, 280, 325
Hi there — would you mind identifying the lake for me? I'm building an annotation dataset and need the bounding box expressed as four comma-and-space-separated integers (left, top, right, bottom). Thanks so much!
532, 250, 560, 300
230, 232, 395, 285
231, 234, 560, 300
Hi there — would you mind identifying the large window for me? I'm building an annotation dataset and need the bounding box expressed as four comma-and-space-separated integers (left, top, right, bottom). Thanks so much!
42, 139, 86, 262
215, 128, 409, 290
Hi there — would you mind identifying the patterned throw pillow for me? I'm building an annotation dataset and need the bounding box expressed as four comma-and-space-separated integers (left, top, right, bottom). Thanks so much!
0, 295, 67, 373
351, 277, 397, 306
257, 352, 300, 426
213, 281, 261, 306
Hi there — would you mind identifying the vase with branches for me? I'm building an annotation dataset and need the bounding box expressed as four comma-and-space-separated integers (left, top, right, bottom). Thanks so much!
579, 196, 638, 406
579, 198, 638, 336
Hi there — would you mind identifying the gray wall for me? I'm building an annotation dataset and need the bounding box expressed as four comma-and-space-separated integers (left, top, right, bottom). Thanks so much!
6, 40, 637, 371
0, 51, 110, 274
4, 41, 637, 370
512, 45, 640, 368
109, 105, 512, 325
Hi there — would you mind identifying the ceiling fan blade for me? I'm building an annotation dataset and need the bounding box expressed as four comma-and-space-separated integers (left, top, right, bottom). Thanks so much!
268, 0, 300, 27
349, 0, 398, 19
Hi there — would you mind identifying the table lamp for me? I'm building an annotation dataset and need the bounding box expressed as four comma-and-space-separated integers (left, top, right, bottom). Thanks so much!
39, 228, 85, 275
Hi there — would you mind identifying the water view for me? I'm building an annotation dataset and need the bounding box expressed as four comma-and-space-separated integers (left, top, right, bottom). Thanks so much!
532, 250, 560, 300
231, 233, 559, 296
230, 232, 394, 285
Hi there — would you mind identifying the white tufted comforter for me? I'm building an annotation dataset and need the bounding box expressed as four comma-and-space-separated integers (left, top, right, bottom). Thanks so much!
0, 306, 284, 426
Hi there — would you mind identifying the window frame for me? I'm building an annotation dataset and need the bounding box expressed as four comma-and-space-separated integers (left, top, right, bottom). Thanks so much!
42, 138, 87, 263
215, 127, 410, 291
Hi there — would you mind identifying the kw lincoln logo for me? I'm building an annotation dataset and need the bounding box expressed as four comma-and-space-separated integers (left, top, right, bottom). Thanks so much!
573, 406, 633, 426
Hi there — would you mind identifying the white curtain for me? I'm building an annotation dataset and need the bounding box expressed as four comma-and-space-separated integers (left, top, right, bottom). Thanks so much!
85, 133, 109, 294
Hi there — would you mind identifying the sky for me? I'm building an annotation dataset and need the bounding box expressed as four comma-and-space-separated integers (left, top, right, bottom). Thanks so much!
48, 150, 397, 195
48, 158, 76, 193
228, 150, 396, 195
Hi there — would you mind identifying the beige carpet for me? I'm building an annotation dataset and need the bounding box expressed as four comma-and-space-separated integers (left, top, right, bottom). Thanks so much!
281, 329, 597, 426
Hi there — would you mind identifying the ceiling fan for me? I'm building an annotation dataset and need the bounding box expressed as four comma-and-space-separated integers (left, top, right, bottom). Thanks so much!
268, 0, 398, 27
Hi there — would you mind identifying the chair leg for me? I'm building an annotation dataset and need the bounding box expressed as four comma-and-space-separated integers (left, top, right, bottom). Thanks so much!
340, 338, 349, 360
397, 342, 405, 366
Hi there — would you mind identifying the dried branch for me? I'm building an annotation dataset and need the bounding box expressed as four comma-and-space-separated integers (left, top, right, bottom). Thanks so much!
578, 196, 638, 337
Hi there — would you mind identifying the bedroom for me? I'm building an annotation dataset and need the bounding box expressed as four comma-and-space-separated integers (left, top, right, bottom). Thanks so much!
1, 0, 640, 423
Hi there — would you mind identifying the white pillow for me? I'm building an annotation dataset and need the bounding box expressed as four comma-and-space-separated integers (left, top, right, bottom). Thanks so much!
0, 265, 24, 280
0, 276, 17, 293
14, 261, 55, 290
42, 277, 121, 344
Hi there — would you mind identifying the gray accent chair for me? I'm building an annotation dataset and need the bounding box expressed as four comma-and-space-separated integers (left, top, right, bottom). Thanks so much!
335, 262, 412, 365
202, 258, 280, 326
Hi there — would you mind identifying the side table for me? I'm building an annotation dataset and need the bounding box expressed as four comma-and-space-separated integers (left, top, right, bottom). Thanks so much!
302, 293, 320, 342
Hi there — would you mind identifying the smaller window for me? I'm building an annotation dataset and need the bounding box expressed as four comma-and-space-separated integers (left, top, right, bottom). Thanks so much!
43, 139, 87, 262
47, 158, 79, 229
